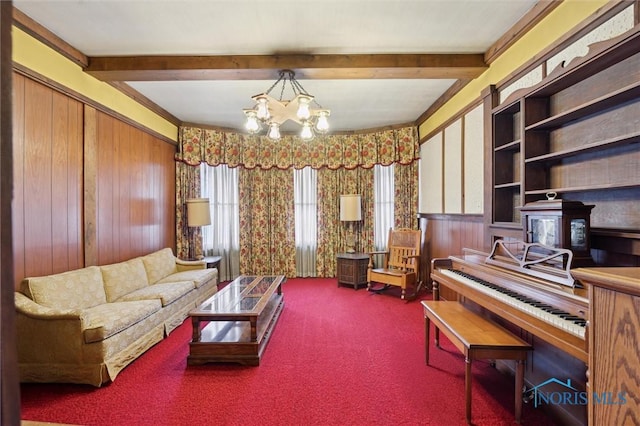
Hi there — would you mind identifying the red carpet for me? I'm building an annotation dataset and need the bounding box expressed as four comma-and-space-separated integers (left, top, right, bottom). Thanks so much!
21, 278, 558, 425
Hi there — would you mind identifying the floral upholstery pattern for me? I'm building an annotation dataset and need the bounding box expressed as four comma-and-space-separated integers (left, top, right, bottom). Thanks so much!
15, 248, 218, 386
155, 269, 216, 288
141, 248, 178, 283
82, 300, 161, 343
101, 258, 150, 302
21, 266, 107, 310
118, 281, 194, 307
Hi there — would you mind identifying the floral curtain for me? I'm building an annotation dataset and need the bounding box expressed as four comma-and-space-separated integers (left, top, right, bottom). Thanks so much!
176, 126, 418, 170
238, 167, 296, 276
176, 125, 419, 277
394, 160, 420, 229
316, 167, 375, 277
175, 161, 201, 259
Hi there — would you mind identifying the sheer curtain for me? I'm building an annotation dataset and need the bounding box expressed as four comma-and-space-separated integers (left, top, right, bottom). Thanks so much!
294, 167, 317, 277
200, 164, 240, 281
374, 164, 395, 250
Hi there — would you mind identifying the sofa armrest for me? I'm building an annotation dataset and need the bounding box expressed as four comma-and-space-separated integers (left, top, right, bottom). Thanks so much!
176, 258, 206, 271
15, 292, 89, 364
15, 292, 85, 321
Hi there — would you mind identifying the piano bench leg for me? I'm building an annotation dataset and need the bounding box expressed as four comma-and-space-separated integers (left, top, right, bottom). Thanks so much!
465, 356, 472, 424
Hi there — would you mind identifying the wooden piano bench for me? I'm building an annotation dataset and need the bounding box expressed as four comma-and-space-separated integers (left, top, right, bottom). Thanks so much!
421, 301, 532, 424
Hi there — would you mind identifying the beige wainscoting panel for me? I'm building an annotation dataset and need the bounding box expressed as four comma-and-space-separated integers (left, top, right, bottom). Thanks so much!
463, 104, 484, 214
419, 133, 443, 213
444, 119, 462, 214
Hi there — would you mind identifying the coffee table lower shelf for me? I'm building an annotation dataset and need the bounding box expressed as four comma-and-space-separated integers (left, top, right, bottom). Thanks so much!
187, 293, 284, 366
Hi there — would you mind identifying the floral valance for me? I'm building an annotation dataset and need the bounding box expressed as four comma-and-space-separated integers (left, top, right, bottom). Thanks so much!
176, 125, 419, 170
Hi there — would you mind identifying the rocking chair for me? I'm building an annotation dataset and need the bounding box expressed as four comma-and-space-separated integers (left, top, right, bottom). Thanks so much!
367, 228, 422, 300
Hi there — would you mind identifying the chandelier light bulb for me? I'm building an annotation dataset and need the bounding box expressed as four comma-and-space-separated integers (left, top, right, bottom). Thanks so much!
245, 111, 261, 134
315, 111, 330, 133
300, 121, 314, 140
243, 71, 330, 139
268, 122, 281, 140
296, 95, 312, 120
256, 96, 270, 121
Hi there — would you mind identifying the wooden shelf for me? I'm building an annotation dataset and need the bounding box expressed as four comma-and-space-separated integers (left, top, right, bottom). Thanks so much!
495, 139, 521, 152
489, 25, 640, 254
490, 222, 523, 230
525, 81, 640, 131
494, 182, 521, 189
524, 131, 640, 164
492, 98, 521, 115
525, 181, 640, 196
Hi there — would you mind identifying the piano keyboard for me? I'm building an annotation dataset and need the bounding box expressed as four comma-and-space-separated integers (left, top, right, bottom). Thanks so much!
440, 269, 586, 339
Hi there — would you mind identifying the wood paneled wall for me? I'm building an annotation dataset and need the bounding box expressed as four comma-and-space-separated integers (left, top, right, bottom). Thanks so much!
12, 72, 177, 288
12, 73, 84, 283
419, 213, 485, 291
90, 108, 176, 266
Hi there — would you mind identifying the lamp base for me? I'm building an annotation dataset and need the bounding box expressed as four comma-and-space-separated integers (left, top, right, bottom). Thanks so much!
345, 230, 356, 254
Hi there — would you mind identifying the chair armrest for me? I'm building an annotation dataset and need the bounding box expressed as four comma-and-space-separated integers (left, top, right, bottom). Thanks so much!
366, 251, 389, 268
176, 258, 206, 271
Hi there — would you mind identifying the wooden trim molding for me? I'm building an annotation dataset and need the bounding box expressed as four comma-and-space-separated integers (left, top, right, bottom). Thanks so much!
12, 7, 88, 67
1, 2, 21, 424
13, 64, 176, 146
418, 213, 484, 222
418, 98, 483, 144
108, 81, 181, 127
484, 1, 563, 65
83, 105, 98, 267
493, 0, 636, 94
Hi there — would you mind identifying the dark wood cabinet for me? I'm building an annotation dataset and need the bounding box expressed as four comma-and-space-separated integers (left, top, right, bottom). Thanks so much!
336, 253, 369, 290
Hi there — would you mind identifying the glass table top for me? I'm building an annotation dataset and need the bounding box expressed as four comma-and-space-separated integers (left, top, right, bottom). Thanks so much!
192, 275, 285, 317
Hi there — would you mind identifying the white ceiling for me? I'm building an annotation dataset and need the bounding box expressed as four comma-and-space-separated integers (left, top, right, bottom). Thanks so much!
13, 0, 540, 133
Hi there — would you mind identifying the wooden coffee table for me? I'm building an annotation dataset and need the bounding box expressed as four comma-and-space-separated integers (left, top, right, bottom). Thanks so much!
187, 275, 285, 366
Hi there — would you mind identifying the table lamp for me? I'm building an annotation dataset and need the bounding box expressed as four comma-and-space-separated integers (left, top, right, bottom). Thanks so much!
186, 198, 211, 259
340, 194, 362, 253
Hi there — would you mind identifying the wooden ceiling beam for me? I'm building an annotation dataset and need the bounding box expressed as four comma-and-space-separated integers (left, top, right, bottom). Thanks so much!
85, 53, 487, 81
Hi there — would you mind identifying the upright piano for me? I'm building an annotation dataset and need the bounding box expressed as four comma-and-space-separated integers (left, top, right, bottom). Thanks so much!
430, 240, 589, 363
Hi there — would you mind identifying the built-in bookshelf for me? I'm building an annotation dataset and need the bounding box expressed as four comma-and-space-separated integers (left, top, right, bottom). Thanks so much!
487, 26, 640, 260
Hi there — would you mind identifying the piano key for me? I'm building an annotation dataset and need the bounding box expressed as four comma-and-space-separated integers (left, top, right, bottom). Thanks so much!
440, 269, 586, 339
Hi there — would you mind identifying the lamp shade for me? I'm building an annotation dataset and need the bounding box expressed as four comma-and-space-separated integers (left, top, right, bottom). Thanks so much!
186, 198, 211, 227
340, 194, 362, 221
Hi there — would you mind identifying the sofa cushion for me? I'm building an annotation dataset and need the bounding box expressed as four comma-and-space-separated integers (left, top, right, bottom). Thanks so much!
117, 281, 195, 307
82, 299, 162, 344
101, 258, 150, 302
22, 266, 107, 310
141, 248, 178, 284
156, 269, 217, 288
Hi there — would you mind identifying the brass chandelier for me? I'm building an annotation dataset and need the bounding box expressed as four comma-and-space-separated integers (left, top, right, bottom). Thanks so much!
243, 69, 330, 141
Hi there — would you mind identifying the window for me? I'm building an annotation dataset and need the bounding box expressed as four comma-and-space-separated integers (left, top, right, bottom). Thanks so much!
293, 167, 317, 277
200, 164, 240, 280
374, 164, 394, 250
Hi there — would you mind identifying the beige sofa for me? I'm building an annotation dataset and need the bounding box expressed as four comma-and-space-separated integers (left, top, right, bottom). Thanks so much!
14, 248, 218, 387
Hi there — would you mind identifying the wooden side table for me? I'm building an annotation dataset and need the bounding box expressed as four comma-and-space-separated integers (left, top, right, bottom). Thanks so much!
203, 255, 222, 270
336, 253, 369, 290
